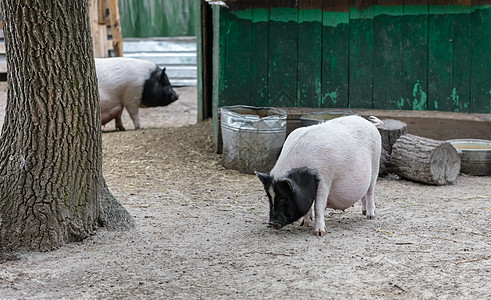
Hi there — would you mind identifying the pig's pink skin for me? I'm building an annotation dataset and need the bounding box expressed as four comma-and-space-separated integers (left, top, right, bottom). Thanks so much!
270, 115, 381, 236
96, 57, 155, 130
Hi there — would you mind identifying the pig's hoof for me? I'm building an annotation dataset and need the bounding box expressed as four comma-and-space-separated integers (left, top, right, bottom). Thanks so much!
362, 210, 366, 215
366, 215, 376, 220
314, 227, 326, 237
299, 218, 311, 227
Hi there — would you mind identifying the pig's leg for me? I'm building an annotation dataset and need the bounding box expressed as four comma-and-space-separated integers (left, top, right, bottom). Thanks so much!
126, 106, 142, 130
363, 175, 377, 219
129, 114, 141, 130
314, 183, 330, 236
115, 109, 125, 131
361, 196, 367, 215
299, 207, 313, 227
364, 150, 379, 219
101, 105, 125, 131
364, 191, 376, 219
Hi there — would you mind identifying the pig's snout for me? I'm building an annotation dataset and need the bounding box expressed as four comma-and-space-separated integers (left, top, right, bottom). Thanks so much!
268, 221, 283, 230
171, 92, 179, 102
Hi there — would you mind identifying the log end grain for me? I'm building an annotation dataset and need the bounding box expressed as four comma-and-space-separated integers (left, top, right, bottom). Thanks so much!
429, 142, 461, 185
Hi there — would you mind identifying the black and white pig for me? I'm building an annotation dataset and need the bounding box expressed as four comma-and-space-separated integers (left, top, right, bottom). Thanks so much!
256, 115, 382, 236
95, 57, 178, 131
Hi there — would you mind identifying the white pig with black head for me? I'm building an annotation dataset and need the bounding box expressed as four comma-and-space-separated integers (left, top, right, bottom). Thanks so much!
256, 115, 382, 236
95, 57, 178, 131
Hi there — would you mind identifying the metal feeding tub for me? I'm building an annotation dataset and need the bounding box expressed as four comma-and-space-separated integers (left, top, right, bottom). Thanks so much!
220, 105, 287, 174
447, 139, 491, 176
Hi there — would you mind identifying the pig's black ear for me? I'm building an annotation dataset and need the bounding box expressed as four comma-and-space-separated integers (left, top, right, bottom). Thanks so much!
159, 68, 171, 85
277, 178, 294, 195
255, 171, 270, 187
283, 168, 319, 216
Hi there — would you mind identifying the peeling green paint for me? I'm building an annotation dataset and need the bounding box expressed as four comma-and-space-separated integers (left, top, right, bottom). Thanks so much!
299, 8, 322, 23
323, 90, 339, 106
412, 81, 427, 111
373, 5, 404, 17
322, 11, 349, 27
270, 7, 297, 22
396, 97, 405, 109
232, 8, 269, 22
450, 88, 459, 111
229, 5, 490, 22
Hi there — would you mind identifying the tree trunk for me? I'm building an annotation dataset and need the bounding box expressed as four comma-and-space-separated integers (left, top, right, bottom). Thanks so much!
390, 134, 461, 185
0, 0, 134, 252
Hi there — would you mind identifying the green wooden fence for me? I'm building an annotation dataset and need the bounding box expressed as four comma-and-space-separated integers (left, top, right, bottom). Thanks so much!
213, 0, 491, 114
119, 0, 197, 38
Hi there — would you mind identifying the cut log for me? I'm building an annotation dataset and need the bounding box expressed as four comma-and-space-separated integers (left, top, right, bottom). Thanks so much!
390, 134, 461, 185
379, 148, 391, 176
378, 119, 408, 154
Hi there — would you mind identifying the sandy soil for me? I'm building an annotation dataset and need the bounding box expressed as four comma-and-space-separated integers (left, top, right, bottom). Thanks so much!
0, 82, 490, 299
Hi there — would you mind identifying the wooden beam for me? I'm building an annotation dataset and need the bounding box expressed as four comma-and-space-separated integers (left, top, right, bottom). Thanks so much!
108, 0, 123, 57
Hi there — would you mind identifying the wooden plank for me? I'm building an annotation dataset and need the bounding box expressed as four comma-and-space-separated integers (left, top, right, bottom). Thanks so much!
198, 0, 213, 120
470, 0, 491, 113
98, 0, 108, 25
219, 8, 253, 106
349, 0, 374, 109
372, 0, 403, 110
452, 0, 472, 112
268, 0, 298, 107
108, 0, 123, 57
321, 0, 350, 108
228, 0, 269, 10
212, 6, 224, 150
250, 3, 270, 107
401, 0, 428, 111
198, 0, 204, 120
428, 0, 454, 111
298, 0, 323, 107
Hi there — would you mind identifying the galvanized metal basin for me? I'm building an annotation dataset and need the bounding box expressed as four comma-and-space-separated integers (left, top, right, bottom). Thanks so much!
300, 110, 358, 127
448, 139, 491, 176
220, 105, 287, 174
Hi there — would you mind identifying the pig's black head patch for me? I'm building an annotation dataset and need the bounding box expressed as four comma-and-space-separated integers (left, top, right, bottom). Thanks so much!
141, 67, 179, 108
256, 167, 319, 230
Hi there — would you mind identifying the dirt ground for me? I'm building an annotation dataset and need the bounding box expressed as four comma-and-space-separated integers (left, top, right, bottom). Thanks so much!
0, 82, 490, 299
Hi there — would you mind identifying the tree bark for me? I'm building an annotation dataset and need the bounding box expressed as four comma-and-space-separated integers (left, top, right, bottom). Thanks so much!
378, 119, 408, 154
377, 119, 407, 176
0, 0, 134, 252
390, 134, 461, 185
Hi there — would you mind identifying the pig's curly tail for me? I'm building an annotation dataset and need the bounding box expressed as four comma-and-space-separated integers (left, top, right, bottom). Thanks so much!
368, 116, 384, 128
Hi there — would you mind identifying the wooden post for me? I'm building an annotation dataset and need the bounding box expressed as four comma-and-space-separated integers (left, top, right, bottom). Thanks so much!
88, 0, 122, 58
89, 0, 107, 57
108, 0, 123, 57
390, 134, 461, 185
